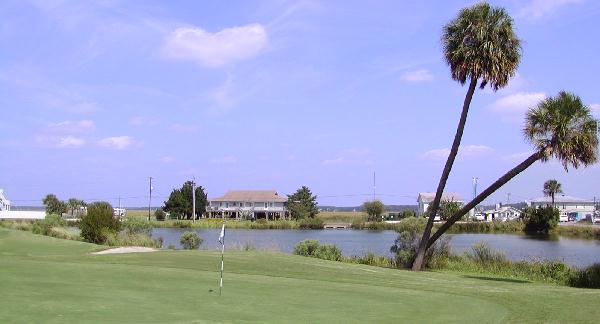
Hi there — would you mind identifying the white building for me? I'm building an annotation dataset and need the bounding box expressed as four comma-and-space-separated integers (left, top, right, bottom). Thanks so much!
417, 192, 463, 216
482, 205, 521, 222
206, 190, 288, 220
0, 189, 11, 211
529, 195, 596, 222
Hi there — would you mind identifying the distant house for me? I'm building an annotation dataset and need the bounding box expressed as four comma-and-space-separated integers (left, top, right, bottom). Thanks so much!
417, 192, 463, 216
482, 205, 521, 222
206, 190, 288, 220
529, 195, 595, 222
0, 189, 11, 211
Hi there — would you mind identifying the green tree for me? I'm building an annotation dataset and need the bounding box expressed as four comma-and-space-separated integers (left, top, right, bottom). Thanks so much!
400, 210, 416, 219
543, 179, 563, 207
163, 181, 207, 220
522, 206, 559, 233
439, 200, 460, 221
414, 2, 522, 271
66, 198, 86, 217
79, 201, 120, 244
42, 194, 67, 215
363, 200, 385, 222
426, 91, 598, 250
287, 186, 318, 220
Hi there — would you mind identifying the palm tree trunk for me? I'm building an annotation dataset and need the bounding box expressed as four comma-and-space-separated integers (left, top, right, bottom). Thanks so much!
551, 193, 555, 208
426, 150, 544, 250
412, 77, 478, 271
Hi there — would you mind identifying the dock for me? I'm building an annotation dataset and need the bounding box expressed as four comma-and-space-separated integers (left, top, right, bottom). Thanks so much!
323, 223, 351, 229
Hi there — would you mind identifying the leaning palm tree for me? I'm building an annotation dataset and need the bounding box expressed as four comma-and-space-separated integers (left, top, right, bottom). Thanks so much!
543, 179, 563, 207
413, 2, 522, 271
426, 91, 598, 250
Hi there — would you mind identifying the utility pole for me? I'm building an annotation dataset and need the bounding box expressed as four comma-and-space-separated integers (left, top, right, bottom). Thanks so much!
148, 177, 153, 221
471, 177, 478, 221
373, 171, 376, 201
506, 193, 511, 205
192, 178, 196, 222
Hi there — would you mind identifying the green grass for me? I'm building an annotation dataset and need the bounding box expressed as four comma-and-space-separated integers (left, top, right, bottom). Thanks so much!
2, 227, 600, 322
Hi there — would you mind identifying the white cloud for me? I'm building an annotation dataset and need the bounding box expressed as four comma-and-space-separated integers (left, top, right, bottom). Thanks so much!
488, 92, 547, 123
518, 0, 583, 21
160, 156, 176, 163
420, 145, 493, 160
212, 74, 236, 110
47, 120, 95, 134
502, 151, 535, 162
162, 23, 268, 67
400, 69, 434, 82
36, 135, 85, 148
97, 136, 136, 150
210, 156, 237, 164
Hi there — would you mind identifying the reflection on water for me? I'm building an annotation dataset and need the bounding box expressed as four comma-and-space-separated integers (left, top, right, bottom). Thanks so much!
151, 228, 600, 268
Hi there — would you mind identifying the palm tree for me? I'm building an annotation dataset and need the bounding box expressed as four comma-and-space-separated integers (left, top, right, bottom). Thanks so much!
413, 2, 522, 271
67, 198, 80, 217
426, 91, 598, 250
543, 179, 563, 207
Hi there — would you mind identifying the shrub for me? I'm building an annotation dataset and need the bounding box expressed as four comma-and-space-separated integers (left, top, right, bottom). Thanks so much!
105, 231, 162, 248
569, 263, 600, 288
154, 208, 166, 221
180, 231, 202, 250
293, 239, 320, 256
79, 202, 120, 244
350, 252, 394, 268
121, 216, 152, 235
314, 244, 342, 261
522, 206, 559, 233
32, 214, 67, 236
298, 218, 324, 229
390, 217, 449, 269
466, 242, 508, 265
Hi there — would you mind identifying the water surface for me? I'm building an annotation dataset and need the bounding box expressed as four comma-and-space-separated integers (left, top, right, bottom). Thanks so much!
151, 228, 600, 268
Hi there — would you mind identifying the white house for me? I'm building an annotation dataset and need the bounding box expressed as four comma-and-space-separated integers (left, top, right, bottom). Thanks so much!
206, 190, 288, 220
529, 195, 596, 222
417, 192, 463, 217
482, 205, 522, 222
0, 189, 10, 211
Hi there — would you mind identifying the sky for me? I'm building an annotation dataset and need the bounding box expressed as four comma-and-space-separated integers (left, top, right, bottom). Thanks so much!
1, 0, 600, 208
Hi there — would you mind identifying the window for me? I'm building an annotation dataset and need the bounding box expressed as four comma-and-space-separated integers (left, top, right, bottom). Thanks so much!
264, 202, 268, 208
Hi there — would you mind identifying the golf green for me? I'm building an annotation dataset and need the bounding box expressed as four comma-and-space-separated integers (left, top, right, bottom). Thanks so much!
1, 228, 599, 323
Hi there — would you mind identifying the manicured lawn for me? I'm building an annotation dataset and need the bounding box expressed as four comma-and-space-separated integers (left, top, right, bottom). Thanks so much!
1, 228, 599, 323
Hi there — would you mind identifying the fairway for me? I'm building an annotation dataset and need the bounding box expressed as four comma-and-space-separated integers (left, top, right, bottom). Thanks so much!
1, 228, 599, 323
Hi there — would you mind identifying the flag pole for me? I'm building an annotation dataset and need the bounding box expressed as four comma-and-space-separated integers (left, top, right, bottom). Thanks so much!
219, 222, 225, 296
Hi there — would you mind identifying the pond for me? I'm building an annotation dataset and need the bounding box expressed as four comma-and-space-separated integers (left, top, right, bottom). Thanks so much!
151, 228, 600, 268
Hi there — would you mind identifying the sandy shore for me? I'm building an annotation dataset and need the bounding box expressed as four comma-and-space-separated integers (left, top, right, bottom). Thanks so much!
92, 247, 158, 255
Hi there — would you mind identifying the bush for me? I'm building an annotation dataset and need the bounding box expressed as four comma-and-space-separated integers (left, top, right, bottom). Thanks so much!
349, 252, 394, 268
569, 263, 600, 288
314, 244, 342, 261
293, 239, 342, 261
466, 242, 507, 265
154, 208, 166, 221
105, 231, 162, 248
298, 218, 324, 229
390, 217, 449, 269
293, 239, 320, 256
522, 206, 559, 233
121, 216, 152, 235
180, 231, 202, 250
32, 214, 67, 236
79, 202, 120, 244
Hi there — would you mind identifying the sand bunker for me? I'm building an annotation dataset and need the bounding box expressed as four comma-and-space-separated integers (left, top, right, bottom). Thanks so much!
92, 247, 157, 255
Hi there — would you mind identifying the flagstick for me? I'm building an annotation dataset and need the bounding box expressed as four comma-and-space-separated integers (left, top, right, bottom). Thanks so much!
219, 223, 225, 296
219, 239, 224, 296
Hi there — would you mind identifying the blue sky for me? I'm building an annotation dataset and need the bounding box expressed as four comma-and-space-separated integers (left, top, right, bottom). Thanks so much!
1, 0, 599, 207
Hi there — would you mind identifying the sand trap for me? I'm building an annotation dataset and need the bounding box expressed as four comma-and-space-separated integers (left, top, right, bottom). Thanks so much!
92, 247, 157, 255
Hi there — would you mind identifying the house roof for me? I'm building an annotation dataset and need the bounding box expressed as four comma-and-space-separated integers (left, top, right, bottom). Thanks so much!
210, 190, 288, 202
417, 192, 462, 203
530, 195, 594, 204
